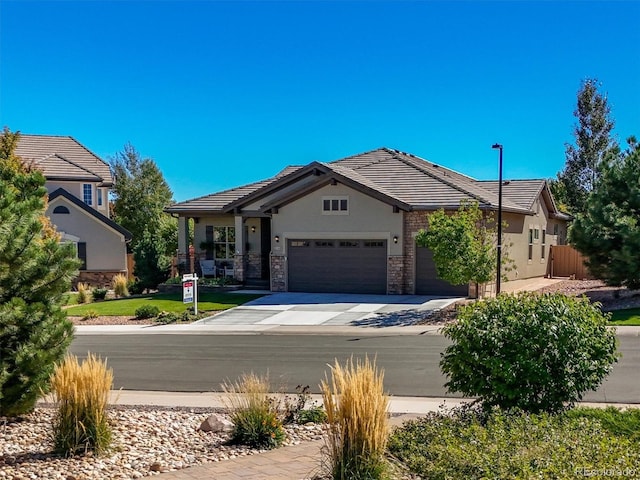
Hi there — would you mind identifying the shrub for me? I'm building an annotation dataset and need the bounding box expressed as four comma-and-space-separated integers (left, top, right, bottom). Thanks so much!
297, 405, 327, 424
76, 283, 91, 304
321, 356, 389, 480
388, 406, 640, 479
279, 385, 327, 424
111, 274, 129, 298
91, 288, 108, 301
135, 304, 160, 319
81, 310, 99, 321
222, 372, 285, 449
127, 279, 144, 295
154, 311, 181, 324
440, 292, 618, 413
49, 354, 113, 456
565, 406, 640, 441
163, 276, 182, 285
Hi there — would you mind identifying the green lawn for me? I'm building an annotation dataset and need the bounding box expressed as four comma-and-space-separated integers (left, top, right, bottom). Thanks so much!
65, 292, 263, 316
608, 308, 640, 326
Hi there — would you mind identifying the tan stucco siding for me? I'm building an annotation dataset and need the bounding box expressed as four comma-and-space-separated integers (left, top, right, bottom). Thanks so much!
194, 215, 236, 257
271, 184, 404, 256
45, 181, 109, 217
502, 193, 567, 280
47, 197, 127, 271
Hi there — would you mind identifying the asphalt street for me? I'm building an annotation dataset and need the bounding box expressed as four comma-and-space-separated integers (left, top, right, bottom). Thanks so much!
70, 331, 640, 402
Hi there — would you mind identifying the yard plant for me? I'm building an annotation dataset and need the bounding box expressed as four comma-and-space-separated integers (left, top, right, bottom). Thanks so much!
49, 354, 113, 456
440, 292, 618, 414
321, 356, 389, 480
111, 273, 129, 297
389, 405, 640, 480
0, 128, 79, 416
222, 372, 285, 449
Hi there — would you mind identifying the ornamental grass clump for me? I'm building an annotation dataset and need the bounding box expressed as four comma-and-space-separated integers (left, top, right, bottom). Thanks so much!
49, 354, 113, 456
222, 372, 285, 449
76, 282, 91, 304
321, 356, 389, 480
111, 273, 129, 298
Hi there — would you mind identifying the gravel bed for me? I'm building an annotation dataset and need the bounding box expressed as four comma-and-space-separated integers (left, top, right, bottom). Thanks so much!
0, 406, 325, 479
535, 279, 640, 311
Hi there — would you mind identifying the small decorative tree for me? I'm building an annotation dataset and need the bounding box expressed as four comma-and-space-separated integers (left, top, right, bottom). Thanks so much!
0, 127, 79, 416
416, 200, 511, 292
440, 292, 618, 414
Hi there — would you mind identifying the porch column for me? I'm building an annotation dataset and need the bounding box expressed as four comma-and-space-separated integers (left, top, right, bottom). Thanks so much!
234, 215, 245, 281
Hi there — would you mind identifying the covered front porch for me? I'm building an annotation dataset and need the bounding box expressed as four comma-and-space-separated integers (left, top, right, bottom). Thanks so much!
172, 214, 272, 287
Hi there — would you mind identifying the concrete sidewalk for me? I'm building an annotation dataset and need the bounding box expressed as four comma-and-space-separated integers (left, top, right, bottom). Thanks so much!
109, 390, 638, 480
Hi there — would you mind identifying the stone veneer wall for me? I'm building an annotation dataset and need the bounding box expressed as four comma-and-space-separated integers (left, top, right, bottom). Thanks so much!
246, 252, 263, 279
233, 254, 245, 282
270, 255, 286, 292
402, 211, 429, 294
74, 271, 126, 289
387, 257, 404, 294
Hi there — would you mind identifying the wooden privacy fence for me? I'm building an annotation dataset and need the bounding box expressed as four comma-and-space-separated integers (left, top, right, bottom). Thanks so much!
126, 253, 135, 280
549, 245, 592, 280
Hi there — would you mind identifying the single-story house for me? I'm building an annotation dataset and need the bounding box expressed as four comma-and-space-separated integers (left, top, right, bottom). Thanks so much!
14, 134, 132, 286
166, 147, 569, 295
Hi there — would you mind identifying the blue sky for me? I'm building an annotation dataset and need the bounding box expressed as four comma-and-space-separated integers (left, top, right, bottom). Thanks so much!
1, 1, 638, 202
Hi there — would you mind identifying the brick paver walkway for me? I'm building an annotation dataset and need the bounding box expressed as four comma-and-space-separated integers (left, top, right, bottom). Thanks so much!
158, 439, 324, 480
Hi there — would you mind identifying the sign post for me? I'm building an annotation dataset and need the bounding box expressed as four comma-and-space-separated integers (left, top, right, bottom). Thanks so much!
182, 273, 198, 315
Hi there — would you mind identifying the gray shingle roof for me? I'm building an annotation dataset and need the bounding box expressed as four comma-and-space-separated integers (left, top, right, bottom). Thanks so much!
476, 180, 545, 211
14, 134, 113, 186
166, 147, 548, 215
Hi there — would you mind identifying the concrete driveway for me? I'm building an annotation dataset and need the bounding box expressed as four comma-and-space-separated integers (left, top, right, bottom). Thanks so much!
195, 292, 461, 328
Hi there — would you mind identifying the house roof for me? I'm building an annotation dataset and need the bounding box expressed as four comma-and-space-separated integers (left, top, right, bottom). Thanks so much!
166, 147, 558, 216
48, 188, 133, 240
14, 134, 113, 186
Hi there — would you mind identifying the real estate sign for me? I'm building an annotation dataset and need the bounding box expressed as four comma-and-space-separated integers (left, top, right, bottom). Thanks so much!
183, 280, 194, 303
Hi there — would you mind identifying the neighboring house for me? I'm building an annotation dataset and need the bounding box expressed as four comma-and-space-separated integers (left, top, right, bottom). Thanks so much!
14, 134, 132, 286
166, 147, 569, 296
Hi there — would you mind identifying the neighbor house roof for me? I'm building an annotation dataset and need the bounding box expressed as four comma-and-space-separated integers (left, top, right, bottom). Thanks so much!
48, 188, 132, 240
14, 134, 113, 186
166, 147, 557, 216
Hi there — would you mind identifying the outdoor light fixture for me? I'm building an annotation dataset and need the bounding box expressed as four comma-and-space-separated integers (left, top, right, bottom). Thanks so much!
275, 235, 280, 243
393, 236, 398, 244
492, 143, 504, 295
251, 226, 256, 233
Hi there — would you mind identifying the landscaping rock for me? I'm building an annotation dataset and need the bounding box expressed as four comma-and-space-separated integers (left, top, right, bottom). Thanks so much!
199, 413, 234, 433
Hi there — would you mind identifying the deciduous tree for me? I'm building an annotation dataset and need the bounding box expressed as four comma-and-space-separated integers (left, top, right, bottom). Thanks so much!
415, 201, 507, 287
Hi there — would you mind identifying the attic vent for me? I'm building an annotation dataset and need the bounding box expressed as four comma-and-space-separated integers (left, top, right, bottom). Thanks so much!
432, 164, 439, 168
503, 180, 511, 185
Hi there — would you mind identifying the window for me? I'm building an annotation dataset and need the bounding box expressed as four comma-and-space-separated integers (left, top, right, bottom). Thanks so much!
53, 205, 70, 214
541, 230, 546, 259
291, 241, 310, 247
83, 184, 92, 205
77, 242, 87, 270
97, 188, 103, 206
204, 226, 236, 260
533, 228, 540, 241
315, 241, 334, 247
364, 241, 385, 248
339, 241, 359, 247
553, 224, 559, 236
528, 228, 533, 261
322, 196, 349, 215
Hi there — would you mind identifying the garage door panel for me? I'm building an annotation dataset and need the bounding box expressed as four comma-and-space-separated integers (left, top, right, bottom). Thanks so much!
288, 239, 387, 294
415, 246, 468, 296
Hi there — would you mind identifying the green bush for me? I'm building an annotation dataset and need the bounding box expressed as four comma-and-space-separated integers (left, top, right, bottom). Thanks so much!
389, 406, 640, 480
91, 288, 108, 301
440, 293, 618, 413
297, 405, 327, 424
154, 311, 181, 324
135, 304, 160, 319
163, 276, 182, 285
127, 279, 144, 295
565, 406, 640, 441
81, 310, 99, 321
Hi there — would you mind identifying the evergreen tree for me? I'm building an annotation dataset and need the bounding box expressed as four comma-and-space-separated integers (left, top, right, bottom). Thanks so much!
569, 138, 640, 289
557, 78, 618, 215
0, 127, 79, 416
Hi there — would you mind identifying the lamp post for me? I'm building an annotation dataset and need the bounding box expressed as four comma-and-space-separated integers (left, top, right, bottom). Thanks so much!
492, 143, 503, 295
